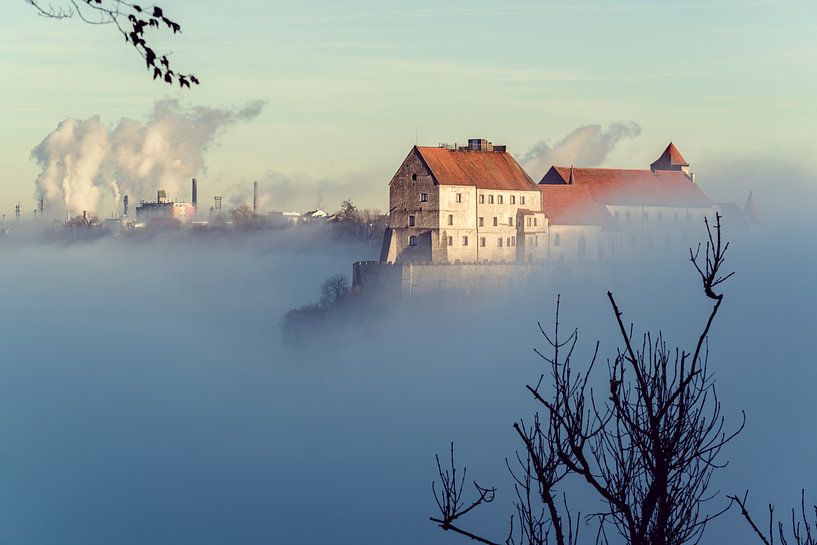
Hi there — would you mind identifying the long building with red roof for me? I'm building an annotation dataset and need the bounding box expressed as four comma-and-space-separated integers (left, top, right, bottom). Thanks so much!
380, 139, 719, 264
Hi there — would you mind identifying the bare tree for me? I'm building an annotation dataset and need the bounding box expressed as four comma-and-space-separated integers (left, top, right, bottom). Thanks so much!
320, 274, 349, 307
24, 0, 198, 86
731, 491, 817, 545
431, 215, 742, 545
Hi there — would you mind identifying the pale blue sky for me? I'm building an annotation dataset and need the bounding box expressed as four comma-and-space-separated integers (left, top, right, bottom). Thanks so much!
2, 0, 816, 212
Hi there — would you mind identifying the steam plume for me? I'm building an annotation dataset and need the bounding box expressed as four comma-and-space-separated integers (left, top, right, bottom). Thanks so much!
520, 122, 641, 176
31, 99, 266, 215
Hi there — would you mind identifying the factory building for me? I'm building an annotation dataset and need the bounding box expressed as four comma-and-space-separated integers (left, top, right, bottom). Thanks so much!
135, 180, 197, 227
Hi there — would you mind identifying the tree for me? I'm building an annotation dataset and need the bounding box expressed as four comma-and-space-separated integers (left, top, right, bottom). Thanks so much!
320, 274, 349, 307
431, 215, 743, 545
229, 204, 257, 228
24, 0, 198, 87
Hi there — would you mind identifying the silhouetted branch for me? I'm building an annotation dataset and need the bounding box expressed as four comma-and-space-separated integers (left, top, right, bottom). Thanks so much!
25, 0, 199, 86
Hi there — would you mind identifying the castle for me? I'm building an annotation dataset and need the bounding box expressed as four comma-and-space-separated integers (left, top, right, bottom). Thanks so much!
379, 139, 722, 264
355, 139, 753, 296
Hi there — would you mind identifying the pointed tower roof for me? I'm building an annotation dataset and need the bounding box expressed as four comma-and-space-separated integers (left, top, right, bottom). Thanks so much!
743, 191, 761, 224
650, 142, 689, 170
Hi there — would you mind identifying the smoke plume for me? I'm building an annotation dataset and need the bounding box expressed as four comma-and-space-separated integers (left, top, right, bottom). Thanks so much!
520, 122, 642, 176
31, 99, 265, 215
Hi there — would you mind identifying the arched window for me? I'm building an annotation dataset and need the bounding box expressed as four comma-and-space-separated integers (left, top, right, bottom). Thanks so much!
447, 214, 453, 226
409, 235, 417, 246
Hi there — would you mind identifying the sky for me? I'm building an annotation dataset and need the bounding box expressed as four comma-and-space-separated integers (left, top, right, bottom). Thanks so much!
2, 0, 816, 215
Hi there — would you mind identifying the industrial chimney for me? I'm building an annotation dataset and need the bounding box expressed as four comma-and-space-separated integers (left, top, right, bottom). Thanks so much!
253, 180, 258, 214
123, 195, 129, 218
192, 178, 198, 209
37, 198, 44, 214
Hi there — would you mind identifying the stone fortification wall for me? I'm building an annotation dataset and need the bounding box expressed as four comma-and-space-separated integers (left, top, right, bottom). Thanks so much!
353, 260, 555, 299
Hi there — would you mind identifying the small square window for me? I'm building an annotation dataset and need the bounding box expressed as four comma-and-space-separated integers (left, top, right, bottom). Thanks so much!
420, 193, 428, 203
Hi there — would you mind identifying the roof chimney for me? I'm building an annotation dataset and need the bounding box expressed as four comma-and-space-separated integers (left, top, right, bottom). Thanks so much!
467, 138, 493, 152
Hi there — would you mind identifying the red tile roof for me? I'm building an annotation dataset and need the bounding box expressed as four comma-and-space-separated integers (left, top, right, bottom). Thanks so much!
651, 142, 689, 169
415, 146, 538, 191
540, 166, 711, 207
538, 184, 613, 225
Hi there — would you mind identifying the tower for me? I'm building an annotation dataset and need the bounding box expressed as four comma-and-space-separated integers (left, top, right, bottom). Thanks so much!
123, 195, 129, 218
650, 142, 690, 175
253, 180, 258, 214
191, 178, 198, 210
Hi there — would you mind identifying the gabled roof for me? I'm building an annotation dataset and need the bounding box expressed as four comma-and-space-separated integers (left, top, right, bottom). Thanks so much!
538, 184, 613, 226
651, 142, 689, 169
415, 146, 538, 191
540, 166, 711, 208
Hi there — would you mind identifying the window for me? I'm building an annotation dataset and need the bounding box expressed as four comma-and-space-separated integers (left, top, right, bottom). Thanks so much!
527, 217, 532, 227
455, 193, 462, 203
497, 238, 503, 247
508, 217, 513, 226
520, 196, 526, 205
498, 195, 504, 204
462, 236, 469, 246
493, 217, 498, 227
554, 233, 561, 247
479, 195, 485, 204
409, 235, 417, 246
411, 173, 417, 181
478, 217, 484, 227
533, 218, 538, 227
420, 193, 428, 203
408, 215, 415, 227
447, 214, 453, 226
447, 236, 453, 246
488, 195, 495, 204
511, 236, 516, 247
510, 196, 516, 204
480, 237, 486, 247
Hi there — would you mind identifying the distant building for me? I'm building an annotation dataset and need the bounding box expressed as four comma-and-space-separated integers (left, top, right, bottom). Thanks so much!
135, 189, 195, 228
379, 140, 731, 264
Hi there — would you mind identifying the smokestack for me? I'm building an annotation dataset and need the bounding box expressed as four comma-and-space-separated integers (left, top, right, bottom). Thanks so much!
214, 196, 222, 210
123, 195, 129, 218
82, 210, 87, 222
15, 203, 21, 222
192, 178, 198, 209
253, 180, 258, 214
37, 198, 44, 214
